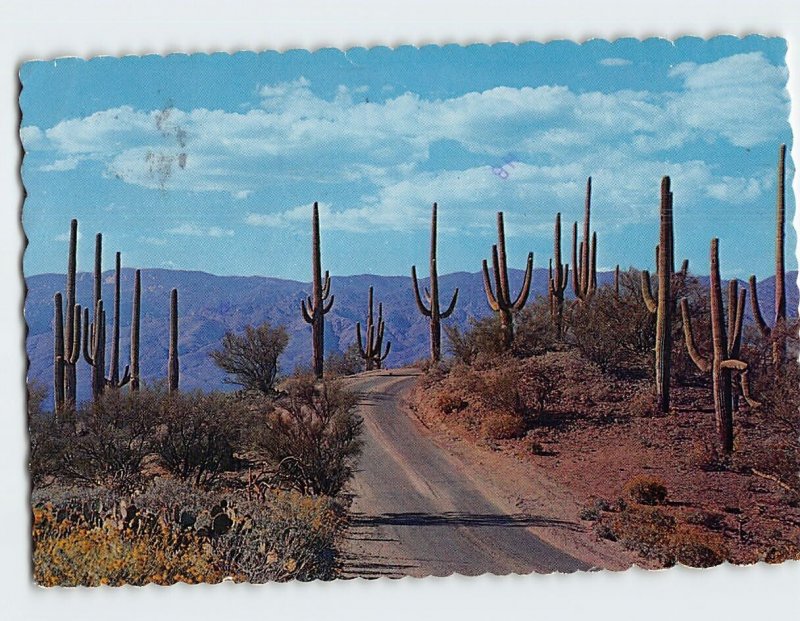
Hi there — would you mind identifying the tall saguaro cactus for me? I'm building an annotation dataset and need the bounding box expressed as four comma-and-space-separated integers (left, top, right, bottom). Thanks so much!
356, 286, 391, 371
749, 144, 787, 368
301, 202, 334, 378
130, 269, 141, 392
572, 178, 597, 301
63, 219, 79, 409
412, 203, 459, 362
107, 252, 131, 388
482, 211, 534, 348
681, 239, 752, 454
640, 177, 674, 413
82, 300, 107, 398
168, 288, 179, 393
548, 212, 569, 339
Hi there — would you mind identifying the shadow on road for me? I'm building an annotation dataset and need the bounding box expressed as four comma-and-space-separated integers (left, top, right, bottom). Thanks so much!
351, 511, 581, 531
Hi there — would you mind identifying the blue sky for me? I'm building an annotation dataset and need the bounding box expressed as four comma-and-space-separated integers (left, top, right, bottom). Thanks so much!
20, 36, 795, 280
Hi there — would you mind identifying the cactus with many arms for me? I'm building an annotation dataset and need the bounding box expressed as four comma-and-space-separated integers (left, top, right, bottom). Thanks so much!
572, 178, 596, 301
412, 203, 459, 362
749, 144, 787, 368
168, 288, 179, 393
356, 286, 391, 371
301, 202, 334, 378
82, 300, 107, 397
680, 239, 758, 454
482, 211, 534, 349
547, 212, 569, 339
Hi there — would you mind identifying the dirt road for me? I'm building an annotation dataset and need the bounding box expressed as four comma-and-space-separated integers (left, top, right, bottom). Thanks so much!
341, 370, 592, 578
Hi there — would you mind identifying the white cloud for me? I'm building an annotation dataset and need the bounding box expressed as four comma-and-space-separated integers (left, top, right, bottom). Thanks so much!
22, 52, 788, 235
39, 157, 81, 172
168, 223, 234, 237
599, 57, 633, 67
668, 52, 789, 148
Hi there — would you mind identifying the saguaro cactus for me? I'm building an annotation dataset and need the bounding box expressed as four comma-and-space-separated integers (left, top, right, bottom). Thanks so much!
82, 300, 107, 398
571, 178, 597, 301
356, 286, 391, 371
681, 239, 754, 454
301, 202, 334, 378
482, 211, 534, 348
412, 203, 459, 362
107, 252, 131, 388
640, 177, 674, 413
62, 219, 80, 409
168, 288, 179, 393
548, 212, 569, 339
749, 144, 787, 368
130, 269, 141, 392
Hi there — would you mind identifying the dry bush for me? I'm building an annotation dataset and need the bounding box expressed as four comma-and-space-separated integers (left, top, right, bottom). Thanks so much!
512, 298, 559, 357
56, 390, 162, 492
324, 343, 365, 377
566, 273, 654, 377
624, 475, 669, 506
445, 316, 506, 366
434, 391, 468, 415
252, 374, 362, 497
32, 502, 222, 586
156, 391, 243, 486
608, 505, 677, 566
671, 526, 726, 568
627, 387, 660, 418
209, 322, 289, 395
482, 412, 526, 440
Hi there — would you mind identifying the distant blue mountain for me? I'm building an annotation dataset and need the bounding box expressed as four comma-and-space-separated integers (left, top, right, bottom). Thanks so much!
24, 268, 798, 406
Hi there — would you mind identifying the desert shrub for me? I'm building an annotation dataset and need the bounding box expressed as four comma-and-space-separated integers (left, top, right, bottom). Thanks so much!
565, 272, 654, 376
755, 357, 800, 436
579, 506, 600, 521
435, 392, 468, 415
609, 505, 677, 565
513, 298, 559, 357
253, 374, 362, 496
219, 490, 343, 582
445, 316, 506, 366
627, 386, 659, 417
533, 350, 609, 406
672, 526, 725, 568
483, 412, 526, 440
156, 391, 243, 486
210, 322, 289, 395
325, 342, 365, 377
55, 390, 162, 491
32, 503, 223, 586
624, 476, 668, 506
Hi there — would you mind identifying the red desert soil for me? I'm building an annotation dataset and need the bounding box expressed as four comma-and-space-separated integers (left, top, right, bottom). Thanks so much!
410, 370, 800, 568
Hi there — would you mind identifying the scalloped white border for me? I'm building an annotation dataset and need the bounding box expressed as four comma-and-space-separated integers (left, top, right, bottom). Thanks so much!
4, 2, 800, 620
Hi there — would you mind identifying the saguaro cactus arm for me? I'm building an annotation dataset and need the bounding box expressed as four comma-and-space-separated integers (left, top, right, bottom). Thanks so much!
640, 270, 657, 313
411, 265, 433, 317
680, 298, 711, 373
440, 287, 459, 318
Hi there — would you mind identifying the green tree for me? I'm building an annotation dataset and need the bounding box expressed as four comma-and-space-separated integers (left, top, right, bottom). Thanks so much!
210, 323, 289, 394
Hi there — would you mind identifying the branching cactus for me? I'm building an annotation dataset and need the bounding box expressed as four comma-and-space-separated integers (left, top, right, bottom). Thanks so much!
82, 300, 107, 398
64, 219, 79, 407
356, 286, 391, 371
130, 269, 141, 392
482, 211, 534, 348
412, 203, 459, 362
571, 178, 597, 301
640, 177, 675, 413
301, 202, 334, 378
681, 239, 758, 454
548, 212, 569, 339
749, 144, 787, 368
168, 288, 179, 393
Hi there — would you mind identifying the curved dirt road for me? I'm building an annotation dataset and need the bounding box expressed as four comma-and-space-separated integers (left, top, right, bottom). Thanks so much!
341, 370, 591, 578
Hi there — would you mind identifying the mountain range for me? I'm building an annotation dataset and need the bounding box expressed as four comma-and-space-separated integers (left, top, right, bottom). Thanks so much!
25, 268, 798, 406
